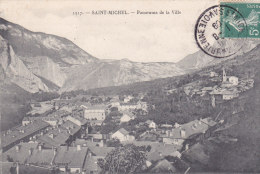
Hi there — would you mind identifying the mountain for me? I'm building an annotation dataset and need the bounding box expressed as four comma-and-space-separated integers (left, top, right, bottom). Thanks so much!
177, 40, 260, 70
61, 59, 184, 92
1, 17, 259, 93
0, 17, 187, 93
0, 17, 97, 92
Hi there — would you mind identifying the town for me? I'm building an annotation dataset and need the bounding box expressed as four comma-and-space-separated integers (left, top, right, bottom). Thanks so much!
0, 68, 255, 174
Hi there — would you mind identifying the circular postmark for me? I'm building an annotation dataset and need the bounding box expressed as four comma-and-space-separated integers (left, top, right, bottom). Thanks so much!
195, 5, 248, 58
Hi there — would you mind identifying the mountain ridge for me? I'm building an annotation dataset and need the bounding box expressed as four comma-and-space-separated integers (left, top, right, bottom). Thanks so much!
1, 17, 258, 93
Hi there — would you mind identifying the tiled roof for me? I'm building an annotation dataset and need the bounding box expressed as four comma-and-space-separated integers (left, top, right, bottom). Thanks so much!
1, 120, 49, 149
2, 143, 38, 163
38, 121, 80, 147
88, 146, 114, 157
54, 146, 88, 168
166, 118, 216, 139
117, 128, 129, 136
149, 159, 176, 173
122, 111, 135, 118
145, 120, 154, 124
85, 105, 107, 110
83, 156, 104, 173
131, 141, 181, 162
74, 139, 114, 157
26, 148, 55, 166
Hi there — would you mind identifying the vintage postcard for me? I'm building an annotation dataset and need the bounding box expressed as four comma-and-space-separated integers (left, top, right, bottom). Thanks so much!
0, 0, 259, 173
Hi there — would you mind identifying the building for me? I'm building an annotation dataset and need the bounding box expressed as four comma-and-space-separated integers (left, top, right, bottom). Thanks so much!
210, 71, 218, 77
120, 111, 136, 123
83, 156, 104, 174
1, 120, 50, 152
123, 95, 134, 103
222, 91, 239, 100
38, 120, 81, 148
132, 141, 181, 162
222, 68, 239, 87
67, 115, 88, 126
2, 142, 56, 167
54, 145, 88, 173
22, 117, 58, 127
162, 118, 217, 146
111, 128, 135, 142
148, 159, 176, 173
145, 120, 157, 129
2, 143, 39, 164
119, 101, 148, 111
83, 105, 106, 120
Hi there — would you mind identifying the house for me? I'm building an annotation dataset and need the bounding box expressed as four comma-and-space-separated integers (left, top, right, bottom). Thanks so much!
1, 120, 50, 152
123, 95, 134, 103
119, 103, 139, 111
2, 142, 56, 167
22, 117, 58, 127
120, 111, 136, 123
74, 139, 114, 156
132, 141, 181, 162
83, 105, 106, 120
222, 68, 239, 87
148, 159, 176, 173
119, 102, 148, 111
67, 115, 88, 126
210, 71, 218, 77
145, 120, 157, 129
162, 118, 217, 146
222, 90, 239, 100
26, 144, 56, 167
111, 128, 135, 142
38, 120, 81, 148
54, 145, 88, 173
2, 142, 39, 164
83, 156, 104, 174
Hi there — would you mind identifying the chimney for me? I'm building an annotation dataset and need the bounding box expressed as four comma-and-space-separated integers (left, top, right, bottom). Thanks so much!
49, 133, 54, 139
77, 145, 81, 151
99, 140, 104, 147
167, 130, 170, 137
180, 129, 186, 138
53, 148, 57, 156
28, 148, 32, 155
15, 145, 20, 152
16, 162, 19, 174
185, 144, 189, 150
38, 145, 42, 151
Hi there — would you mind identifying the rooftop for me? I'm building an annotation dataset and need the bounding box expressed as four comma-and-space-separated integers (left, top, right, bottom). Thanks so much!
26, 148, 55, 166
83, 156, 104, 173
1, 120, 49, 149
2, 142, 38, 163
116, 128, 129, 136
131, 141, 181, 162
54, 146, 88, 168
84, 105, 107, 110
164, 118, 216, 139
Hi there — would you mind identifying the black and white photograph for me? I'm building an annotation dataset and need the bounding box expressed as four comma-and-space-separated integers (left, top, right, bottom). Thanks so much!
0, 0, 259, 173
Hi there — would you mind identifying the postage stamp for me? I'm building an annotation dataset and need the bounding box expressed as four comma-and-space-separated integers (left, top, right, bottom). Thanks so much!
220, 2, 260, 38
195, 5, 246, 58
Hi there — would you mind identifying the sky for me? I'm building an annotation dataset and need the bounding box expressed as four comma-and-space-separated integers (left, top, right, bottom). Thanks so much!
0, 0, 216, 62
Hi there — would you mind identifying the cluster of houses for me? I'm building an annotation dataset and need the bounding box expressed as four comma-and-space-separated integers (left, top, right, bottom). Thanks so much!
182, 68, 254, 105
1, 91, 224, 173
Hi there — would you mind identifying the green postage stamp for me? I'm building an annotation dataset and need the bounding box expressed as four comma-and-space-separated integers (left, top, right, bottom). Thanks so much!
220, 2, 260, 38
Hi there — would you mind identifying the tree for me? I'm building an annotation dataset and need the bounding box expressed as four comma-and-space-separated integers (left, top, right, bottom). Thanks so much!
98, 144, 147, 174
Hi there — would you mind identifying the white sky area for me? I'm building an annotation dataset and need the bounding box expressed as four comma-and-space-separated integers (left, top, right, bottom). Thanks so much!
0, 0, 217, 62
